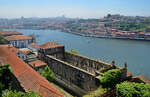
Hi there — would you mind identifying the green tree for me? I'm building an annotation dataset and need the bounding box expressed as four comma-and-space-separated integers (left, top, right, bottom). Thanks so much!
2, 90, 41, 97
0, 34, 7, 44
0, 82, 3, 96
2, 90, 24, 97
23, 91, 41, 97
116, 81, 150, 97
0, 65, 14, 90
39, 65, 55, 82
100, 69, 123, 89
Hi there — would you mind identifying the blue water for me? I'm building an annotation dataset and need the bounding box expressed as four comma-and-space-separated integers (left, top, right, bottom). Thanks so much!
6, 29, 150, 79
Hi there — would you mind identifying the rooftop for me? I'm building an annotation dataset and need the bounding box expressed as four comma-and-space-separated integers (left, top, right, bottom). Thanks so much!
40, 42, 64, 49
0, 45, 34, 55
0, 44, 19, 54
5, 35, 32, 41
133, 75, 150, 84
139, 32, 145, 34
126, 72, 132, 78
19, 48, 33, 55
0, 46, 63, 97
28, 59, 47, 68
29, 43, 41, 48
0, 30, 22, 36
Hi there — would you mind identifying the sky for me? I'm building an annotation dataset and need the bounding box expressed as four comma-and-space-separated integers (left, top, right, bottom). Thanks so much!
0, 0, 150, 19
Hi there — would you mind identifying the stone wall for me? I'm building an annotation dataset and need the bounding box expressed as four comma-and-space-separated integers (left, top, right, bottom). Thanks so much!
44, 55, 100, 96
38, 47, 125, 96
65, 52, 113, 75
39, 47, 65, 60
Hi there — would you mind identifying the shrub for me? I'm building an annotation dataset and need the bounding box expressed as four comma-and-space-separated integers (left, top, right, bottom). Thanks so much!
0, 34, 7, 44
2, 90, 41, 97
24, 91, 42, 97
0, 65, 14, 90
39, 65, 55, 82
116, 81, 150, 97
100, 69, 123, 89
83, 87, 106, 97
0, 82, 3, 96
69, 49, 78, 54
2, 90, 24, 97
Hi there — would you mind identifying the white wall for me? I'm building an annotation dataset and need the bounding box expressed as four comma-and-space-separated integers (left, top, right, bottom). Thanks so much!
9, 39, 33, 48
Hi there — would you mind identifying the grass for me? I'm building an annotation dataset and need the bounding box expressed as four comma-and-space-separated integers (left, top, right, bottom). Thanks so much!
51, 83, 74, 97
83, 87, 106, 97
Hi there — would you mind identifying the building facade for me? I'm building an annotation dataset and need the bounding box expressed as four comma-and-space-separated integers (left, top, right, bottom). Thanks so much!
38, 42, 65, 60
38, 41, 125, 96
5, 35, 33, 48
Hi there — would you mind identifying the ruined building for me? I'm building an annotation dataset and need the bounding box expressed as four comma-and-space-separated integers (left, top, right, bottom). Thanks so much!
38, 42, 126, 96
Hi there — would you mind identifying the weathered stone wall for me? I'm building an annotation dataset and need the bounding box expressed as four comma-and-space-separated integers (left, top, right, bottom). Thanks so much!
65, 52, 113, 75
11, 73, 25, 92
38, 47, 125, 96
39, 47, 65, 60
44, 55, 100, 96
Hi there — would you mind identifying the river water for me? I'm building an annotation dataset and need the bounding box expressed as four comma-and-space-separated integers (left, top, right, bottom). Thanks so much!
7, 29, 150, 79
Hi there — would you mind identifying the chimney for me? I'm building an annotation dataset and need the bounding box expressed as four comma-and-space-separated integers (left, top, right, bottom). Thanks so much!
124, 62, 127, 72
8, 44, 11, 49
33, 63, 35, 68
111, 60, 115, 65
111, 60, 116, 68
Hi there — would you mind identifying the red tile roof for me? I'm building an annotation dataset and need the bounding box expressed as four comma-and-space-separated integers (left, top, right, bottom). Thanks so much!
5, 35, 32, 41
0, 44, 32, 55
0, 30, 22, 36
133, 75, 150, 84
29, 43, 41, 48
126, 72, 132, 77
40, 42, 64, 49
28, 60, 47, 68
0, 46, 63, 97
0, 44, 19, 54
139, 32, 145, 34
19, 49, 33, 55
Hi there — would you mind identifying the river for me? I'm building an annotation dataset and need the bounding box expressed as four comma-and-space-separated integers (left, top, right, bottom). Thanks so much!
6, 29, 150, 79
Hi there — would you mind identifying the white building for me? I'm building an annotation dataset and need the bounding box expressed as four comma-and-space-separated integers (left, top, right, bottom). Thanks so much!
5, 35, 33, 48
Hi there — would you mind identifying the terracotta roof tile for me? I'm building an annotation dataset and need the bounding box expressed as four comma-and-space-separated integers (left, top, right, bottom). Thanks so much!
0, 44, 32, 55
0, 44, 19, 54
0, 30, 22, 36
126, 72, 132, 77
19, 49, 32, 55
139, 32, 145, 34
0, 46, 63, 97
29, 43, 41, 48
40, 42, 64, 49
5, 35, 32, 41
133, 75, 150, 84
28, 60, 46, 67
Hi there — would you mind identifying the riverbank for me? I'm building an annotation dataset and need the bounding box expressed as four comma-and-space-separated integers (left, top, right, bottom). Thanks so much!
3, 28, 150, 41
61, 30, 150, 42
4, 29, 150, 79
